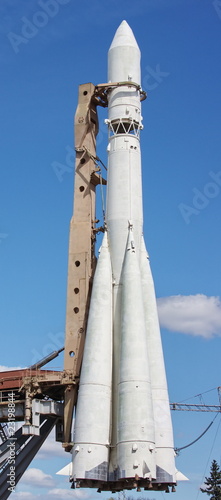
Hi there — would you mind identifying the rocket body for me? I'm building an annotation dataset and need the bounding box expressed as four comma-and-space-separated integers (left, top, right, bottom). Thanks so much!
107, 21, 142, 282
71, 21, 176, 492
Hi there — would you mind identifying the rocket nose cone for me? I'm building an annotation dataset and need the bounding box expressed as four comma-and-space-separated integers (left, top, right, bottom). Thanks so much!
109, 20, 140, 51
108, 20, 141, 83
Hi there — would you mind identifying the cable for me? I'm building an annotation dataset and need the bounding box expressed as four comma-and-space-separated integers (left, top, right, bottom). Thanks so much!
175, 413, 219, 453
177, 387, 218, 404
195, 415, 221, 500
96, 154, 107, 171
79, 145, 107, 226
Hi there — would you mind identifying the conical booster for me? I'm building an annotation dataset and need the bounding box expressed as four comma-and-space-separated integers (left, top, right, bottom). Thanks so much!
116, 226, 156, 481
72, 232, 112, 484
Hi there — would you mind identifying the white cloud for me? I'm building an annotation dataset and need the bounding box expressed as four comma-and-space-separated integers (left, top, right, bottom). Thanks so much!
13, 485, 91, 500
0, 365, 25, 371
12, 493, 36, 500
21, 468, 55, 488
157, 294, 221, 338
48, 488, 90, 499
36, 428, 67, 459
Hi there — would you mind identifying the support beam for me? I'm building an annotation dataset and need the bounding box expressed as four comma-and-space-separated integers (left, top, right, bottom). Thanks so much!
63, 83, 99, 448
170, 403, 221, 412
0, 417, 57, 500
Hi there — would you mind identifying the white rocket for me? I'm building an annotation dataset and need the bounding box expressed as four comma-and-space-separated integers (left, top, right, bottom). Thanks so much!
70, 20, 177, 492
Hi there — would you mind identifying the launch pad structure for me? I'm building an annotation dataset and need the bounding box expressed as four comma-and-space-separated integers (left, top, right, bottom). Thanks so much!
0, 82, 108, 499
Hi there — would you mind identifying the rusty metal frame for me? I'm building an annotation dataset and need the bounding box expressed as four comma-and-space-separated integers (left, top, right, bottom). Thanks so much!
63, 83, 106, 450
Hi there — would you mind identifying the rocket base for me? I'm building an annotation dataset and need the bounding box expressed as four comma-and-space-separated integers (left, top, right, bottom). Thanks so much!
70, 478, 177, 493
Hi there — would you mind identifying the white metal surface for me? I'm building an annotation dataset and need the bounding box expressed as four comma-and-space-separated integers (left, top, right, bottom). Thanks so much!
140, 236, 176, 483
107, 20, 143, 282
108, 20, 140, 85
72, 232, 112, 482
107, 23, 146, 482
71, 20, 177, 491
116, 227, 155, 480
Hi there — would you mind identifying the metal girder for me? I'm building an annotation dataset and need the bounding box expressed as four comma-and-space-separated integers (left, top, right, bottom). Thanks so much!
63, 83, 101, 449
0, 427, 30, 468
170, 403, 221, 412
0, 403, 25, 422
0, 423, 9, 443
0, 417, 57, 500
22, 399, 63, 435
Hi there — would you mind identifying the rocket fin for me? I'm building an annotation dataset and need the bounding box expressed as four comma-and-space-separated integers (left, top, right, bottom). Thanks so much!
175, 468, 189, 481
72, 232, 112, 483
57, 462, 72, 476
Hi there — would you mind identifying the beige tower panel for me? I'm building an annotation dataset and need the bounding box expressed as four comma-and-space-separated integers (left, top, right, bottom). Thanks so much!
63, 83, 99, 448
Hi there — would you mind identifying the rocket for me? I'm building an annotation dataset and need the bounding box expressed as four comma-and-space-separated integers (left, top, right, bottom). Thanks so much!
69, 20, 177, 492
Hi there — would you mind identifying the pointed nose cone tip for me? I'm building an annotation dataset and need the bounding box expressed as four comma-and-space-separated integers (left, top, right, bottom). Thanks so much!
99, 230, 108, 251
109, 20, 140, 51
108, 20, 141, 83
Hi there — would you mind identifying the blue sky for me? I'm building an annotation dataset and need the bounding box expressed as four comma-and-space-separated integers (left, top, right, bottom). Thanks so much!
1, 0, 221, 499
